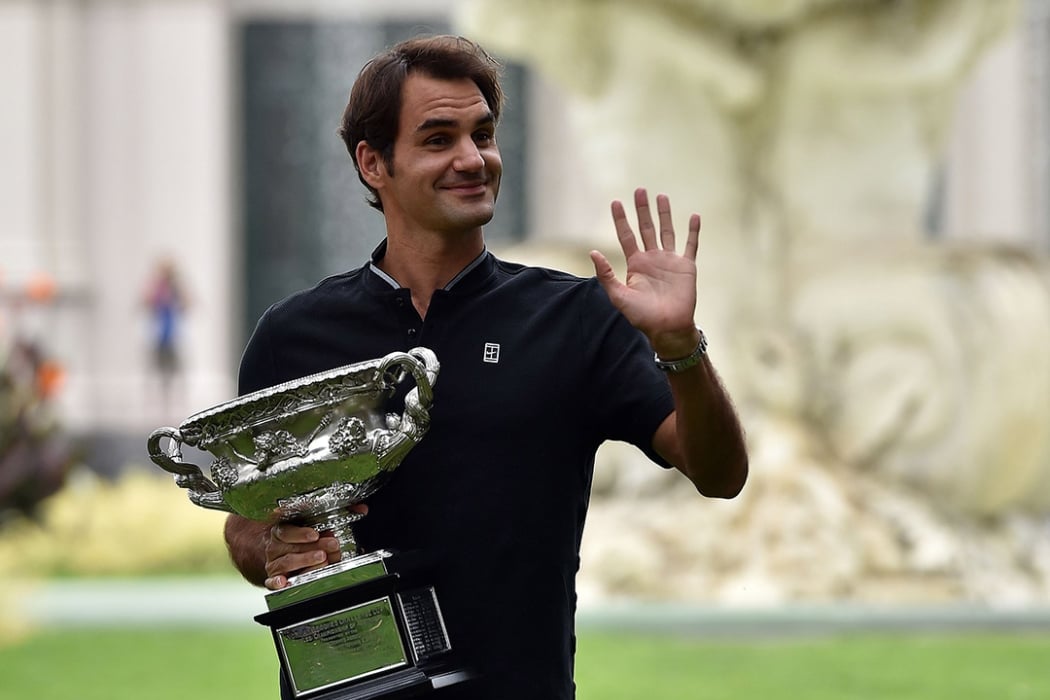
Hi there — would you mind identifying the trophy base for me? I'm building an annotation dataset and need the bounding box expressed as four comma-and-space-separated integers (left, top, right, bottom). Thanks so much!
256, 551, 468, 699
282, 665, 472, 700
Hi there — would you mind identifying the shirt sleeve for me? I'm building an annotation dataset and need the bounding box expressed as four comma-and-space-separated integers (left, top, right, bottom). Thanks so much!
237, 305, 279, 396
578, 279, 675, 469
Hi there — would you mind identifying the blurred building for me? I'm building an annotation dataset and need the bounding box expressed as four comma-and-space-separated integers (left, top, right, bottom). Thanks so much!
0, 0, 1047, 470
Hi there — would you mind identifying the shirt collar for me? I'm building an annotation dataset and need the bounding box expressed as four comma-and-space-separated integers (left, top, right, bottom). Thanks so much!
367, 239, 494, 293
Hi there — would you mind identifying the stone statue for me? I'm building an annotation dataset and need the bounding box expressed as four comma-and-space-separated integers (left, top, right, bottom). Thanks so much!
459, 0, 1050, 602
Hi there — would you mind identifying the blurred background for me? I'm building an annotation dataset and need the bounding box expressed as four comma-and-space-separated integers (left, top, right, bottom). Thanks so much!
2, 0, 1050, 697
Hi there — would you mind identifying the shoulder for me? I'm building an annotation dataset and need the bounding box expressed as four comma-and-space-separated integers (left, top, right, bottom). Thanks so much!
492, 256, 586, 284
478, 256, 621, 329
240, 268, 369, 394
489, 256, 608, 302
262, 268, 368, 325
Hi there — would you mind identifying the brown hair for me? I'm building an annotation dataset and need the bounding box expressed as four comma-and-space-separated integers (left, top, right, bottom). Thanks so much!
339, 35, 505, 212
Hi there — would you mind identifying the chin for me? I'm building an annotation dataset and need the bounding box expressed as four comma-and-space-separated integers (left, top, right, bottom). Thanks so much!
458, 203, 496, 228
474, 208, 496, 226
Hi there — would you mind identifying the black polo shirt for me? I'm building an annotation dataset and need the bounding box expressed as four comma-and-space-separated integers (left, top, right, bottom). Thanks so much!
240, 243, 675, 700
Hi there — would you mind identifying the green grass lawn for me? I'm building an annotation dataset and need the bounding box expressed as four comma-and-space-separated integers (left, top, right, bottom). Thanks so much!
575, 632, 1050, 700
1, 628, 1048, 699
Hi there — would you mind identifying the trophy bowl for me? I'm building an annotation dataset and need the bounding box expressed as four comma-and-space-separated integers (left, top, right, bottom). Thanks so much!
147, 347, 439, 558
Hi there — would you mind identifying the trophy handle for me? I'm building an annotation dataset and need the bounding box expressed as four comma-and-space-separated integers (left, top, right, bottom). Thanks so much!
375, 347, 440, 469
147, 427, 232, 512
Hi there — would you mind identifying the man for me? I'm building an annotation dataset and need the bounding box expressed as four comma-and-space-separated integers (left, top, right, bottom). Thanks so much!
225, 34, 747, 699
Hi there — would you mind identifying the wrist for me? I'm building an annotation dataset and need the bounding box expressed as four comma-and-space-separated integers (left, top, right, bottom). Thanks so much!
652, 326, 703, 361
654, 326, 707, 373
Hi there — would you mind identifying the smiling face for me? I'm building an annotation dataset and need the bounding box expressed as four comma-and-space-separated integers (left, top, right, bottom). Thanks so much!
359, 73, 503, 242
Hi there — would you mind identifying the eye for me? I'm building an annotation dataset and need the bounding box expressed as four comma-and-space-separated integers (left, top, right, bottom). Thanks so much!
424, 134, 450, 146
474, 130, 494, 144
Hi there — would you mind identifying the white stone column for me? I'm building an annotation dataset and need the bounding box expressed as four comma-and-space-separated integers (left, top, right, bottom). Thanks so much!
0, 0, 92, 416
1024, 0, 1050, 251
0, 0, 236, 432
75, 0, 236, 429
942, 24, 1032, 245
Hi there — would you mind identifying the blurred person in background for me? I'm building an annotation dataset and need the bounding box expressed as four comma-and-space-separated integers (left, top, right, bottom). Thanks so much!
223, 34, 747, 700
143, 257, 189, 419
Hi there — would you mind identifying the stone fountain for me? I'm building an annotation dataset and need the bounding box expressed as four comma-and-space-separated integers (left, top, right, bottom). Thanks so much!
459, 0, 1050, 605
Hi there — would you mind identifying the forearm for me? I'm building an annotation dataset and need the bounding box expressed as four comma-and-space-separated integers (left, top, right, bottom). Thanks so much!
224, 513, 271, 587
665, 354, 748, 498
651, 326, 748, 497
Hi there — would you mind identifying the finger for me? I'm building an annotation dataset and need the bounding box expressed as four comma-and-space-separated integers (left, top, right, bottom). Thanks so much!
590, 250, 628, 310
656, 194, 675, 251
610, 200, 640, 258
264, 574, 289, 590
590, 250, 618, 286
307, 538, 343, 566
633, 188, 658, 251
266, 548, 328, 580
272, 523, 320, 544
309, 534, 342, 553
318, 536, 342, 562
684, 213, 701, 261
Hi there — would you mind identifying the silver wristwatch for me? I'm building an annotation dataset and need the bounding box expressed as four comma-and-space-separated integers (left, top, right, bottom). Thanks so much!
654, 328, 708, 373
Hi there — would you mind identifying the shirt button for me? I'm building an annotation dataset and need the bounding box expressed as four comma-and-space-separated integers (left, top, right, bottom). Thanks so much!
408, 328, 417, 338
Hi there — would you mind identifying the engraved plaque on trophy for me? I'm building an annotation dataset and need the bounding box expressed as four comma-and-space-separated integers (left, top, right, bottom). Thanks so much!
147, 347, 468, 698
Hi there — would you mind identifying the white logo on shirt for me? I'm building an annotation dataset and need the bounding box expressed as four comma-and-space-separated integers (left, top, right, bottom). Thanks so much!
483, 343, 501, 364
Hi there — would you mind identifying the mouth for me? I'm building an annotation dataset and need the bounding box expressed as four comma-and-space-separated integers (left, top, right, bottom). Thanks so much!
442, 180, 489, 196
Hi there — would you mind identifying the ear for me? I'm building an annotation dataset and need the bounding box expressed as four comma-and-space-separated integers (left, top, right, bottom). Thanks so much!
356, 141, 386, 188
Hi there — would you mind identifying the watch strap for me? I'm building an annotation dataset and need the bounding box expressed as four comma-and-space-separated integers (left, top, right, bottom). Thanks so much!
654, 328, 708, 373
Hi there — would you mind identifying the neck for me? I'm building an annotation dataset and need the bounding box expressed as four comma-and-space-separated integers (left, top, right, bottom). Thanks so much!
377, 231, 484, 318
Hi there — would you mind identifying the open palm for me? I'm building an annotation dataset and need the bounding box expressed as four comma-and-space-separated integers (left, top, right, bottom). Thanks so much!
590, 188, 700, 351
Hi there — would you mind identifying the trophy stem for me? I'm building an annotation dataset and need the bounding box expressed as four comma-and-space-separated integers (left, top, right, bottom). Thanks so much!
307, 509, 365, 560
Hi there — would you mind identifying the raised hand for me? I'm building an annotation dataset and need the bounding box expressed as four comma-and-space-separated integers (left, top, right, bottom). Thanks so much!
590, 188, 701, 358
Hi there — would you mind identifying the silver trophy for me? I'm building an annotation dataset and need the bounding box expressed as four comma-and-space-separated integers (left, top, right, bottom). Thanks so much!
148, 347, 466, 699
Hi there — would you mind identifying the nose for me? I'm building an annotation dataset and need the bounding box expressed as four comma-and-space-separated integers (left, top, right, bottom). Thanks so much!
453, 137, 484, 172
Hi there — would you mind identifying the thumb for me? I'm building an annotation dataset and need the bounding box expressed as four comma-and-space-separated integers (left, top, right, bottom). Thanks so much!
590, 250, 630, 312
590, 250, 617, 288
